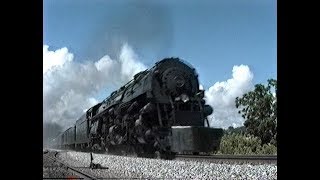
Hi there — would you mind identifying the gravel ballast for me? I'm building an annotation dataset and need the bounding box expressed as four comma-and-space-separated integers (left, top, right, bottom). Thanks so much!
57, 151, 277, 179
43, 153, 76, 179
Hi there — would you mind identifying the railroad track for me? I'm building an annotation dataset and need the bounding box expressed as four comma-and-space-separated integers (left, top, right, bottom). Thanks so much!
45, 148, 276, 165
175, 154, 277, 164
43, 150, 98, 180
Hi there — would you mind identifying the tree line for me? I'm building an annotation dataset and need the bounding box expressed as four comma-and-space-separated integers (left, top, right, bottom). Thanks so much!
216, 79, 277, 155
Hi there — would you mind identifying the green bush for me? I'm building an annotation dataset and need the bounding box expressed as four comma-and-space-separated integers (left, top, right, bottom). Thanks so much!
216, 133, 277, 155
257, 143, 277, 155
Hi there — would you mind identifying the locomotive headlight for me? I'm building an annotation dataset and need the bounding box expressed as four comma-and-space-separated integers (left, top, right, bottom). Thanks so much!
180, 94, 189, 103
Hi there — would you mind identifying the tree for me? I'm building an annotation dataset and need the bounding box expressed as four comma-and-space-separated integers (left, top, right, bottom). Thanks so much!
235, 79, 277, 145
225, 126, 246, 135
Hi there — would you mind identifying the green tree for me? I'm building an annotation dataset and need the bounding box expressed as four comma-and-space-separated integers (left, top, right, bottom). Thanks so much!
225, 126, 246, 135
235, 79, 277, 145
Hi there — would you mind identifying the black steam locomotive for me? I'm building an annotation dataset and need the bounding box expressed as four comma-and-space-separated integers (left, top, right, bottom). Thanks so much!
51, 58, 223, 159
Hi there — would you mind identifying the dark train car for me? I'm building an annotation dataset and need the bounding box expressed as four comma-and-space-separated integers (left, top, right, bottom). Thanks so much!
75, 114, 89, 148
64, 126, 76, 148
56, 133, 63, 149
62, 129, 68, 147
51, 138, 57, 148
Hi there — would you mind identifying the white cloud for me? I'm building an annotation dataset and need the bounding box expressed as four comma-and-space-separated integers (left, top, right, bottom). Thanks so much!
43, 43, 147, 129
44, 45, 254, 131
43, 45, 73, 74
204, 65, 254, 129
199, 84, 204, 90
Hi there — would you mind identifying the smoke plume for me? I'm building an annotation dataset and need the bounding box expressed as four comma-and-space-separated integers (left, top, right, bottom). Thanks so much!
85, 0, 173, 61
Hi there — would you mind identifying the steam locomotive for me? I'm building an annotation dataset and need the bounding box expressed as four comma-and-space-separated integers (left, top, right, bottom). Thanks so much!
51, 58, 223, 159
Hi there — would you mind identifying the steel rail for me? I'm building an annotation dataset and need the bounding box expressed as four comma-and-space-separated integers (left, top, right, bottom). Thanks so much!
175, 154, 277, 164
44, 153, 98, 180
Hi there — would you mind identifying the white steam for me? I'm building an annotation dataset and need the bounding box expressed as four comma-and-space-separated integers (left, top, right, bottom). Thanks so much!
204, 65, 254, 129
43, 43, 147, 129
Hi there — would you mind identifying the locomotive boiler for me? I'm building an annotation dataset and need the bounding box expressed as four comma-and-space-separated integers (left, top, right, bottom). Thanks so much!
52, 58, 223, 159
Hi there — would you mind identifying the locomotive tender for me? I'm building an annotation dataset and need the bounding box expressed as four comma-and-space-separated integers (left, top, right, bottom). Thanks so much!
51, 58, 223, 158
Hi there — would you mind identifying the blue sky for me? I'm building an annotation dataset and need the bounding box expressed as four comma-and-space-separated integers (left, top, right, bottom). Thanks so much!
44, 0, 276, 100
43, 0, 276, 129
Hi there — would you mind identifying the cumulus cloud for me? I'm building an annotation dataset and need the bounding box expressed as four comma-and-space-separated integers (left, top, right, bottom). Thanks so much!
204, 65, 254, 129
199, 84, 204, 90
43, 45, 73, 74
43, 44, 254, 134
43, 43, 147, 130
